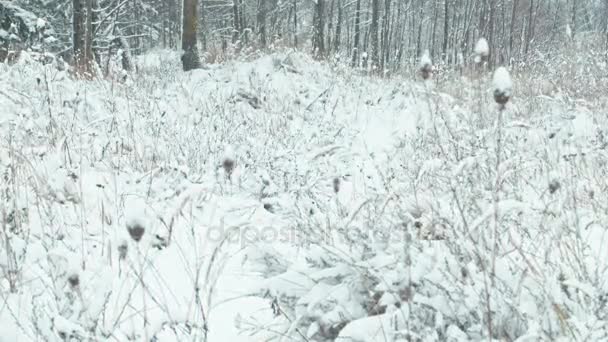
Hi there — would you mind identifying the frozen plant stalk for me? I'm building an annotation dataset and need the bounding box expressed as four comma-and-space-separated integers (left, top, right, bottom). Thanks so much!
493, 67, 512, 109
419, 50, 433, 80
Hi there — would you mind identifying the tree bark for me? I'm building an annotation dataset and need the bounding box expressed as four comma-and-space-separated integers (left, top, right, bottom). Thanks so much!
327, 0, 334, 55
293, 0, 297, 48
571, 0, 577, 39
381, 0, 391, 72
313, 0, 325, 58
442, 0, 449, 62
73, 0, 95, 77
182, 0, 201, 71
257, 0, 267, 48
524, 0, 534, 55
370, 0, 379, 70
351, 0, 361, 67
334, 0, 342, 52
232, 0, 240, 43
509, 0, 518, 60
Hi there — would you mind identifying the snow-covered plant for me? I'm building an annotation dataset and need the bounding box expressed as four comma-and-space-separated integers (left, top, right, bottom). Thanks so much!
474, 38, 489, 64
493, 66, 512, 108
1, 45, 608, 342
419, 49, 432, 80
244, 52, 608, 342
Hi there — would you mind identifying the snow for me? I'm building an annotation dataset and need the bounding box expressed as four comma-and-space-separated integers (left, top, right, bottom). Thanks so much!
36, 17, 46, 29
474, 38, 490, 63
420, 49, 432, 68
475, 38, 490, 56
493, 66, 513, 93
1, 49, 608, 342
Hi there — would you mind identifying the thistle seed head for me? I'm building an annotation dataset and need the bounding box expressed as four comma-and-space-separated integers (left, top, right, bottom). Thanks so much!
67, 273, 79, 288
127, 222, 145, 242
333, 177, 341, 193
118, 240, 128, 259
222, 158, 235, 175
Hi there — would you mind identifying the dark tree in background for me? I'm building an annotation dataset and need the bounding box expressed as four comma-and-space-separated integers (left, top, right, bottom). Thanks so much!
72, 0, 94, 76
369, 0, 379, 71
181, 0, 201, 71
351, 0, 361, 67
313, 0, 325, 58
257, 0, 267, 48
3, 0, 607, 77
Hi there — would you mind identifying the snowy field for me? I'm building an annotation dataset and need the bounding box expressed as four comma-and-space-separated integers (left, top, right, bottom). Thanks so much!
2, 51, 608, 341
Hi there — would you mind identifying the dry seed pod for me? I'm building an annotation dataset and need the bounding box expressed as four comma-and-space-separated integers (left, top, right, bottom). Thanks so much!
492, 67, 513, 108
333, 177, 341, 193
419, 50, 433, 80
67, 273, 79, 288
118, 240, 128, 259
222, 158, 235, 175
127, 222, 145, 242
474, 38, 490, 63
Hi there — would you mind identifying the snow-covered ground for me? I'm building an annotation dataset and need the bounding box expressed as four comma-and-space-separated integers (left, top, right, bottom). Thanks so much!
1, 51, 608, 341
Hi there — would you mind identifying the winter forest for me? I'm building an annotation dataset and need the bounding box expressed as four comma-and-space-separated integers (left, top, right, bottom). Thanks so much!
2, 0, 608, 341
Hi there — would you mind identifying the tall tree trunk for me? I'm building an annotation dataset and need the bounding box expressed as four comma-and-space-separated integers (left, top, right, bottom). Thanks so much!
313, 0, 325, 57
182, 0, 201, 71
240, 0, 247, 45
162, 0, 167, 48
381, 0, 391, 71
430, 0, 438, 60
370, 0, 379, 70
524, 0, 534, 55
488, 0, 496, 67
334, 0, 342, 52
351, 0, 361, 67
571, 0, 577, 39
200, 0, 207, 50
73, 0, 95, 77
293, 0, 297, 48
442, 0, 449, 62
232, 0, 240, 43
327, 0, 334, 55
258, 0, 267, 48
508, 0, 518, 60
605, 1, 608, 49
91, 0, 100, 65
415, 5, 423, 59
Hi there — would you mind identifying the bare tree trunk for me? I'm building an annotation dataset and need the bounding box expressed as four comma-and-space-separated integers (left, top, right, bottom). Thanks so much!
232, 0, 240, 43
430, 0, 438, 60
381, 0, 391, 71
334, 0, 342, 52
442, 0, 449, 62
162, 0, 167, 48
415, 5, 423, 59
488, 0, 496, 67
240, 0, 247, 45
571, 0, 577, 39
91, 0, 101, 65
327, 0, 334, 55
370, 0, 380, 70
351, 0, 361, 67
199, 0, 207, 50
313, 0, 325, 58
73, 0, 95, 77
293, 0, 297, 48
524, 0, 534, 55
257, 0, 267, 48
508, 0, 518, 60
182, 0, 201, 71
605, 1, 608, 49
